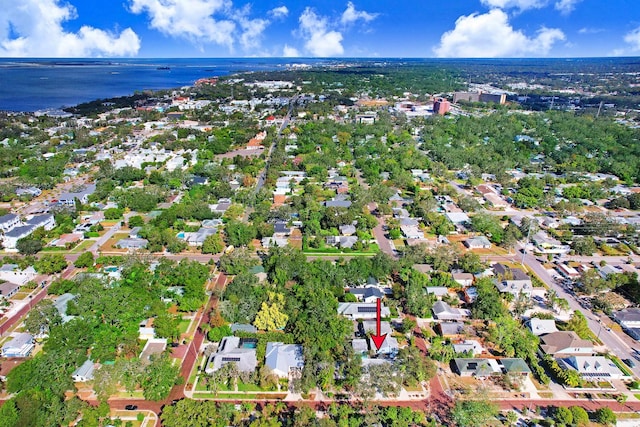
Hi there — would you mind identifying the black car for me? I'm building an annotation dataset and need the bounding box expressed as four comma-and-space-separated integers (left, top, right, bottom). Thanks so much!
623, 358, 636, 368
125, 405, 138, 410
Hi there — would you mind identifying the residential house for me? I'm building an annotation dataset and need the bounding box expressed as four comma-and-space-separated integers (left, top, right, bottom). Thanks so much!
613, 308, 640, 329
493, 265, 533, 297
262, 236, 288, 248
50, 233, 83, 248
265, 342, 304, 377
139, 327, 156, 341
210, 198, 232, 215
0, 264, 37, 286
16, 187, 42, 198
273, 221, 291, 236
0, 282, 20, 299
339, 224, 357, 236
452, 272, 474, 287
427, 287, 450, 297
0, 214, 20, 233
432, 301, 470, 321
558, 356, 625, 381
25, 214, 55, 231
437, 322, 465, 339
612, 308, 640, 339
129, 227, 142, 239
401, 225, 424, 240
539, 331, 593, 357
532, 231, 570, 254
324, 198, 352, 209
526, 318, 559, 336
446, 212, 470, 229
412, 264, 433, 275
72, 359, 95, 382
1, 333, 34, 358
360, 320, 399, 356
347, 286, 385, 303
500, 358, 532, 377
463, 287, 478, 303
556, 263, 580, 279
452, 358, 501, 379
54, 293, 76, 323
205, 336, 258, 374
202, 219, 224, 229
352, 339, 369, 356
326, 235, 358, 249
337, 302, 390, 320
116, 238, 148, 250
178, 228, 216, 247
58, 183, 96, 206
452, 340, 484, 356
3, 226, 35, 250
464, 236, 492, 249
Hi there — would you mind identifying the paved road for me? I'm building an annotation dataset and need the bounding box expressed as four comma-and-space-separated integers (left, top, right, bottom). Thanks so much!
367, 203, 397, 259
520, 248, 640, 377
255, 95, 297, 193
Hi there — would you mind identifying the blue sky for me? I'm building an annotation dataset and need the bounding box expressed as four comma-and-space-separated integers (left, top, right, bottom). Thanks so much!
1, 0, 639, 57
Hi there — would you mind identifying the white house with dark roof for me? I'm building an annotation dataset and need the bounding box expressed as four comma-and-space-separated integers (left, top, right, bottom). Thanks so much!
265, 342, 304, 377
347, 286, 386, 303
3, 226, 34, 250
25, 214, 55, 231
0, 214, 20, 232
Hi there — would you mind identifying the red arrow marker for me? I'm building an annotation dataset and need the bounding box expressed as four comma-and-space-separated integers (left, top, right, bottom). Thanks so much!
371, 297, 387, 351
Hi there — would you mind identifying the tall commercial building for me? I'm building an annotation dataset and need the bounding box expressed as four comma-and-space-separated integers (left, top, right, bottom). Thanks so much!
434, 98, 450, 115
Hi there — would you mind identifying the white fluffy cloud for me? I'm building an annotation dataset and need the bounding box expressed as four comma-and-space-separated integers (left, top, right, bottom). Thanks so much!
269, 6, 289, 19
0, 0, 140, 57
480, 0, 547, 10
282, 44, 300, 57
624, 27, 640, 51
554, 0, 581, 14
433, 9, 565, 58
129, 0, 287, 52
341, 2, 378, 26
129, 0, 236, 48
298, 8, 344, 57
480, 0, 581, 13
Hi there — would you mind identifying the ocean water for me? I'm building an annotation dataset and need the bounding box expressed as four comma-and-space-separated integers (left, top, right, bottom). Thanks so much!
0, 58, 321, 112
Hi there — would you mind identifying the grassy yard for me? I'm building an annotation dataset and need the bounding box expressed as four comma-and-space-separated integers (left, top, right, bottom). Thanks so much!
193, 392, 286, 399
177, 319, 191, 335
72, 240, 95, 253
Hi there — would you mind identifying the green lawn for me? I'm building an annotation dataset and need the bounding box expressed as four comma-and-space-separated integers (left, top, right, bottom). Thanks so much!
178, 319, 191, 335
72, 240, 95, 253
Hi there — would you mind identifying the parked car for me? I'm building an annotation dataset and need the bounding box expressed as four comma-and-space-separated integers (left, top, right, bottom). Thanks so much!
623, 358, 636, 368
125, 405, 138, 411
